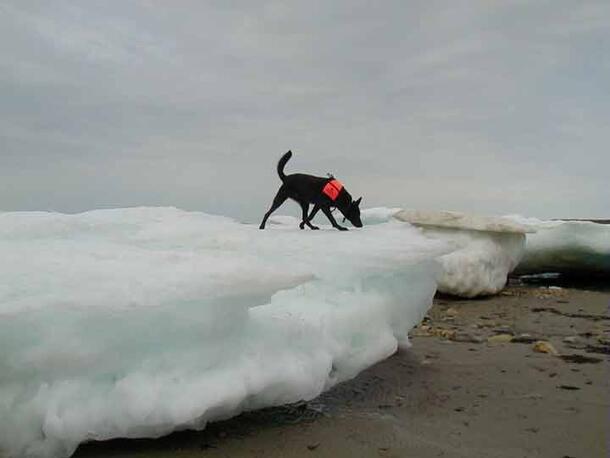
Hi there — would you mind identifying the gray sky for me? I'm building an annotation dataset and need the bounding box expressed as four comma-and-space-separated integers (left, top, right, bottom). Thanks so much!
1, 1, 609, 221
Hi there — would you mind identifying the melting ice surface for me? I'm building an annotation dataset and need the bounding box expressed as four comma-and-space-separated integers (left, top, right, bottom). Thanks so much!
393, 210, 531, 298
0, 207, 448, 458
505, 216, 610, 276
363, 208, 529, 298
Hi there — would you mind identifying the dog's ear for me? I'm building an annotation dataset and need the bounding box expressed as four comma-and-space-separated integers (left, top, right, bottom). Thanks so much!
354, 197, 362, 206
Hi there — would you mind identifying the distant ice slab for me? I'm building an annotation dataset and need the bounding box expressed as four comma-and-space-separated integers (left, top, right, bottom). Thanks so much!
0, 207, 448, 458
360, 207, 402, 225
394, 209, 531, 298
506, 216, 610, 276
394, 209, 533, 234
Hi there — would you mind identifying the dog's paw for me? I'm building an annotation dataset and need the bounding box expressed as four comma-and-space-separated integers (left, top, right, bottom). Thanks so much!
337, 226, 349, 231
299, 223, 305, 230
311, 225, 320, 230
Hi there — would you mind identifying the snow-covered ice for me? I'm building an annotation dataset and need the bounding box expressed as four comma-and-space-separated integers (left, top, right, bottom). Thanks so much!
506, 216, 610, 276
393, 209, 532, 234
0, 207, 449, 458
393, 210, 531, 297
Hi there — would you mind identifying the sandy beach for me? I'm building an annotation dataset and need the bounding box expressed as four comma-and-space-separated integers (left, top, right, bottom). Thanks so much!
76, 282, 609, 458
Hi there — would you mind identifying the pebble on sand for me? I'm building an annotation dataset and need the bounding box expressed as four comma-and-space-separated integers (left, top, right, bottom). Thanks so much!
532, 340, 559, 355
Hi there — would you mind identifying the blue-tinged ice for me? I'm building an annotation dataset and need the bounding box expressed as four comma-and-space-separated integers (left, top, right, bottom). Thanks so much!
506, 215, 610, 276
362, 208, 531, 297
0, 207, 448, 458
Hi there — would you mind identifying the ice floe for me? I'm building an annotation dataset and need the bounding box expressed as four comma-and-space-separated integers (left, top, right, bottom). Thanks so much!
0, 207, 448, 458
393, 210, 531, 297
506, 216, 610, 276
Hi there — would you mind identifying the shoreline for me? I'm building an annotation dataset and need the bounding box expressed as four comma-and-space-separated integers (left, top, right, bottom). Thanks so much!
76, 283, 609, 458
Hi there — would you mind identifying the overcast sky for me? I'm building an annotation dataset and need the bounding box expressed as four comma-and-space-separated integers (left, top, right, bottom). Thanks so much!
1, 1, 609, 221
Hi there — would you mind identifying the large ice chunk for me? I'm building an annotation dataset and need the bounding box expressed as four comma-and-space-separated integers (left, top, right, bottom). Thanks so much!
506, 216, 610, 276
0, 207, 448, 458
393, 210, 531, 297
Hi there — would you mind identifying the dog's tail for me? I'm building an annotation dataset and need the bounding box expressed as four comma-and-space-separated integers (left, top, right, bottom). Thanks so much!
277, 150, 292, 181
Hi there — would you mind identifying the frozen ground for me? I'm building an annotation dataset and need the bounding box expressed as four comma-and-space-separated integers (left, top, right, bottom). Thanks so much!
0, 207, 448, 458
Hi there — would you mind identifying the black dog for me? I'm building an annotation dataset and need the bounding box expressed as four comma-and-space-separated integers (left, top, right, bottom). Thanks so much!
259, 151, 363, 231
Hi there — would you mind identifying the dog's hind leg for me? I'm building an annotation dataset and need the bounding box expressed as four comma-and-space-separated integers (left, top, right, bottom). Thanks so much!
298, 202, 309, 230
299, 203, 320, 230
300, 204, 320, 230
321, 206, 348, 231
259, 186, 289, 229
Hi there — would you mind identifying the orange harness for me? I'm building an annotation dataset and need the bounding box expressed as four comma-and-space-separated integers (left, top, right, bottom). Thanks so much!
322, 179, 343, 201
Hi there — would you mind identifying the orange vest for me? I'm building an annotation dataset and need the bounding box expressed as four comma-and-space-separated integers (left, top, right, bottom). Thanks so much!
322, 179, 343, 201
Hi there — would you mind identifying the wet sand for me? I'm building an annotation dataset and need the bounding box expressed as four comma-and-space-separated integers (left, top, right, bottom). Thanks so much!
76, 284, 609, 458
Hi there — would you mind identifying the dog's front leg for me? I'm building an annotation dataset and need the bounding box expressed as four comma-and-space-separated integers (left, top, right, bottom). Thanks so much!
321, 206, 348, 231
